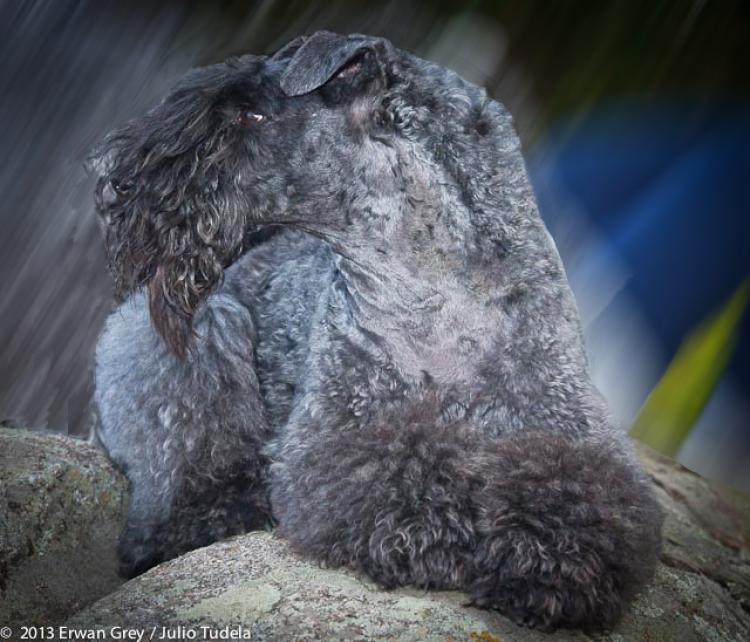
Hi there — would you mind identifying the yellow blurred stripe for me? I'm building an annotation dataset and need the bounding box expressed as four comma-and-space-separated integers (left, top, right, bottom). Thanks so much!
630, 278, 750, 456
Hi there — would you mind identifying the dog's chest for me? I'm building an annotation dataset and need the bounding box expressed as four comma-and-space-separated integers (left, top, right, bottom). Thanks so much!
382, 295, 500, 388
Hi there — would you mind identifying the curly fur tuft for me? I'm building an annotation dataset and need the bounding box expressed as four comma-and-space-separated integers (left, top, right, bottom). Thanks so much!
271, 396, 480, 590
271, 393, 663, 630
467, 430, 663, 630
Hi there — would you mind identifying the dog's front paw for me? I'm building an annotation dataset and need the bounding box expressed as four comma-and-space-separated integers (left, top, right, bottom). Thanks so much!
468, 536, 620, 631
463, 430, 663, 631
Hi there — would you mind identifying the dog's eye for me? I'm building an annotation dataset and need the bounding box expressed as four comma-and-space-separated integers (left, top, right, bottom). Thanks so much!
112, 178, 132, 195
237, 109, 267, 126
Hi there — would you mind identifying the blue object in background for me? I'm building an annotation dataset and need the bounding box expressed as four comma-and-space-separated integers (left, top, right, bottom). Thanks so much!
528, 97, 750, 489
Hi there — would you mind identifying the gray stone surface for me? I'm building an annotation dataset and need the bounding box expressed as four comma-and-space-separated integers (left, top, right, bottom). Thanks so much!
68, 444, 750, 641
0, 428, 127, 627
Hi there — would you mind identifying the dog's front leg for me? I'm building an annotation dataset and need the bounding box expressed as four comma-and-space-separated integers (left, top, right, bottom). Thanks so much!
269, 394, 481, 591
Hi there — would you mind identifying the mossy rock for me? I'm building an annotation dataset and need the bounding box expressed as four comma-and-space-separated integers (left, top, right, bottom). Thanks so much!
0, 428, 127, 627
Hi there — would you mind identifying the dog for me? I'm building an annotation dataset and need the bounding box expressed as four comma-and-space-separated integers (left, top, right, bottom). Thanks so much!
90, 31, 663, 630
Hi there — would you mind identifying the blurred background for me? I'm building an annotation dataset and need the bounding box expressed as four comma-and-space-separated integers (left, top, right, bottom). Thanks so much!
1, 1, 748, 488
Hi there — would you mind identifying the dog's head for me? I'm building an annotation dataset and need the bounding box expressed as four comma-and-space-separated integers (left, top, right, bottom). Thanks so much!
93, 31, 517, 356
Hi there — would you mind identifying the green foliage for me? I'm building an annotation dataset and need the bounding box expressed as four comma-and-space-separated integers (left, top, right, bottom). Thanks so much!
630, 278, 749, 456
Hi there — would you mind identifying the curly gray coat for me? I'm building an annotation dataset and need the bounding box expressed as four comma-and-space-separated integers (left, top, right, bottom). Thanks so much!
91, 32, 663, 630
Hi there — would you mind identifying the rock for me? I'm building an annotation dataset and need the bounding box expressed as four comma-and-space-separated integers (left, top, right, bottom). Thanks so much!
67, 444, 750, 642
0, 427, 127, 627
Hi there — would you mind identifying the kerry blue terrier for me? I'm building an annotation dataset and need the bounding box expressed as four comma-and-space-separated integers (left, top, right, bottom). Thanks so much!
90, 31, 663, 630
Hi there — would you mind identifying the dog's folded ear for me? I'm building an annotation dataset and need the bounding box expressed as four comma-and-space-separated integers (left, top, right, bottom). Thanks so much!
279, 31, 389, 96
